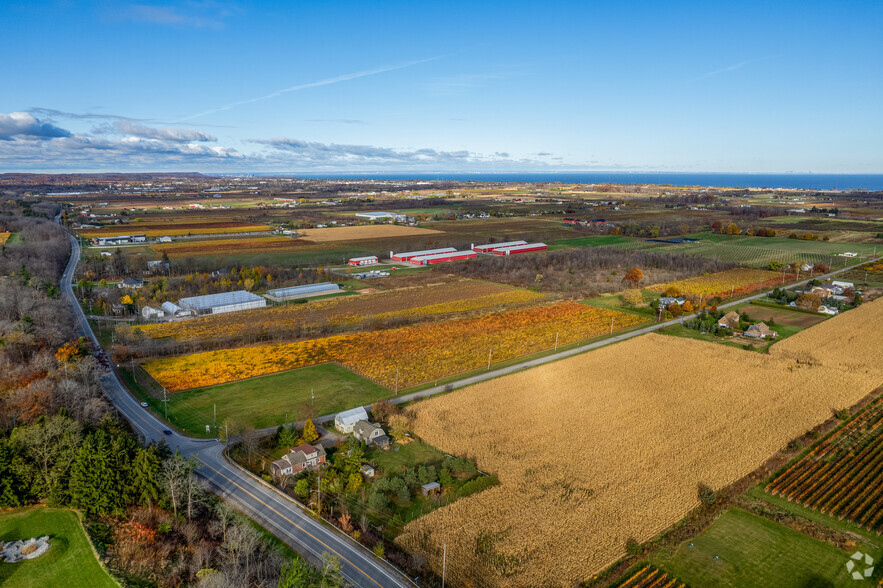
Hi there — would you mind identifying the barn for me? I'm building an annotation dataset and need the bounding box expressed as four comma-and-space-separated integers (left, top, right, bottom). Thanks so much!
265, 282, 341, 302
348, 256, 379, 266
491, 243, 548, 255
391, 247, 456, 262
411, 250, 477, 265
178, 290, 267, 315
472, 240, 527, 253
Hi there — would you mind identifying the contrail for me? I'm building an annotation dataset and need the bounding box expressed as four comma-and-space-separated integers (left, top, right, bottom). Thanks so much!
179, 55, 445, 121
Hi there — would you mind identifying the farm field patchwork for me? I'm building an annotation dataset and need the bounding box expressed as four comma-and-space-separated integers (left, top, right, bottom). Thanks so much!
0, 507, 118, 588
297, 225, 443, 242
649, 268, 795, 299
395, 299, 883, 587
138, 279, 544, 342
740, 302, 829, 328
78, 222, 272, 237
151, 236, 317, 257
649, 508, 880, 588
143, 302, 647, 391
766, 396, 883, 532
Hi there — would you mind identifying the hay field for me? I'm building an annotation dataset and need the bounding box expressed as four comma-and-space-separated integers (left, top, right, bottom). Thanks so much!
297, 224, 443, 242
396, 299, 883, 587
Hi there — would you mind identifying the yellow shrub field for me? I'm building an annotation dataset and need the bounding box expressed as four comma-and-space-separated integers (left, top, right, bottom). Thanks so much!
395, 299, 883, 587
649, 268, 793, 299
143, 302, 646, 390
0, 232, 11, 245
139, 280, 544, 342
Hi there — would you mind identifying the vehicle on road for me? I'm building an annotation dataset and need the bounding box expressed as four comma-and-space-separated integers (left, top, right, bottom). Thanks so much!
140, 401, 149, 407
163, 429, 172, 435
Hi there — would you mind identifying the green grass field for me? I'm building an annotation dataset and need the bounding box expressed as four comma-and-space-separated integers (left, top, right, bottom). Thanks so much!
0, 507, 118, 588
651, 508, 881, 588
367, 440, 447, 474
148, 362, 389, 435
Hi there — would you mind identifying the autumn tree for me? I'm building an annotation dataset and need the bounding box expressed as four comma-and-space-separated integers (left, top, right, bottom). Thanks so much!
681, 300, 694, 313
726, 223, 739, 235
622, 289, 644, 307
301, 419, 319, 444
622, 267, 645, 288
796, 293, 822, 310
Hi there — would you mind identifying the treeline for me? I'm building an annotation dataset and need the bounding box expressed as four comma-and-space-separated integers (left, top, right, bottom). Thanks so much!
447, 247, 733, 297
0, 200, 70, 282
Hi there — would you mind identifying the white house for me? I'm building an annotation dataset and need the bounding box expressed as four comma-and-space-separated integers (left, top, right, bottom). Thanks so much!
831, 281, 854, 290
141, 306, 164, 320
334, 406, 369, 433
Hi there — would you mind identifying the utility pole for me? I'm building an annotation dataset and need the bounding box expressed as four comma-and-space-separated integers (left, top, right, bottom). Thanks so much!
781, 266, 786, 284
487, 348, 492, 371
554, 331, 559, 351
317, 473, 322, 515
213, 404, 216, 430
132, 357, 137, 383
395, 366, 399, 395
163, 387, 168, 420
609, 316, 614, 334
311, 388, 315, 414
730, 283, 735, 298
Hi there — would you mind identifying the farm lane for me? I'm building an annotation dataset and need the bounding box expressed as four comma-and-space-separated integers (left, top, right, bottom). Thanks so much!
61, 232, 413, 588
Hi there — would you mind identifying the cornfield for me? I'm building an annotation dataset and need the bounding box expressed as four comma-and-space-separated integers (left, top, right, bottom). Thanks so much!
138, 280, 544, 342
395, 299, 883, 587
649, 268, 795, 299
142, 302, 646, 391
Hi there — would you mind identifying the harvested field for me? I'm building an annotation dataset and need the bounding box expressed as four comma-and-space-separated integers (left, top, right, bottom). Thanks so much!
79, 222, 272, 237
742, 304, 828, 328
395, 299, 883, 587
143, 303, 646, 391
152, 236, 313, 257
297, 225, 443, 242
138, 280, 544, 342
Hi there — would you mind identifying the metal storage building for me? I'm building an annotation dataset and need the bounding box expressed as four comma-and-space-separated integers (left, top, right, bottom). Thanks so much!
161, 301, 193, 317
472, 240, 527, 253
411, 250, 477, 265
491, 243, 548, 255
334, 406, 369, 433
264, 282, 340, 302
348, 256, 379, 266
391, 247, 457, 262
178, 290, 266, 315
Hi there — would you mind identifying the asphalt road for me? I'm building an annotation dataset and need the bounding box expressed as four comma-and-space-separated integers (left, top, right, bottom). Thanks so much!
61, 233, 412, 588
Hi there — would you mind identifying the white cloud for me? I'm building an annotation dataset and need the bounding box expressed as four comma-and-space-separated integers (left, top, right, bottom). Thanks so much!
114, 121, 216, 142
0, 112, 71, 140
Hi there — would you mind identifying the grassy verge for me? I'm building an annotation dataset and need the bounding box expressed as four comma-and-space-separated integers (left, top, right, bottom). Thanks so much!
0, 507, 119, 588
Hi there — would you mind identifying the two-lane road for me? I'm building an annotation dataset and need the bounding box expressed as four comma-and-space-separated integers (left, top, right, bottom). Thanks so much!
61, 234, 411, 588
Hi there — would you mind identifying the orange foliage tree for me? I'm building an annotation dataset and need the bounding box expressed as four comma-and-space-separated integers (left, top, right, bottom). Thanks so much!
623, 267, 645, 288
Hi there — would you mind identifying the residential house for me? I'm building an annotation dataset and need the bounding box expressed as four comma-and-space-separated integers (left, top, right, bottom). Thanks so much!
334, 406, 369, 433
352, 420, 391, 448
118, 278, 144, 289
658, 296, 686, 309
717, 311, 740, 329
744, 322, 776, 339
270, 443, 327, 478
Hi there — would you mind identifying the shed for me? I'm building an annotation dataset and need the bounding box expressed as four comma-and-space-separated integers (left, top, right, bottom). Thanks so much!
334, 406, 369, 433
360, 464, 375, 478
421, 482, 441, 497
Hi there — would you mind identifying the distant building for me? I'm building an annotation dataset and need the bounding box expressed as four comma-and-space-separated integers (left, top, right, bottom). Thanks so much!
141, 306, 164, 320
348, 256, 379, 266
95, 234, 147, 246
355, 211, 406, 222
264, 282, 340, 302
119, 278, 144, 289
717, 311, 740, 329
334, 407, 369, 433
744, 322, 776, 339
161, 301, 193, 318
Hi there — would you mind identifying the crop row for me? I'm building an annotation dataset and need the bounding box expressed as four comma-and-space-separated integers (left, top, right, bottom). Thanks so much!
766, 396, 883, 532
619, 566, 687, 588
649, 268, 795, 299
139, 280, 543, 342
143, 302, 647, 391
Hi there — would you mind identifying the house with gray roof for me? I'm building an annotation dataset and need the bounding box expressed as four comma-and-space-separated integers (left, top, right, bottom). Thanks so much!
352, 420, 390, 448
271, 443, 326, 478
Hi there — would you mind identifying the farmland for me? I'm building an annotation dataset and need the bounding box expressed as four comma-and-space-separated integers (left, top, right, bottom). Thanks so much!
138, 279, 543, 343
649, 268, 795, 299
617, 566, 686, 588
0, 507, 118, 588
0, 232, 11, 245
142, 302, 647, 391
78, 222, 272, 237
297, 224, 443, 241
765, 396, 883, 532
150, 236, 312, 257
395, 299, 883, 587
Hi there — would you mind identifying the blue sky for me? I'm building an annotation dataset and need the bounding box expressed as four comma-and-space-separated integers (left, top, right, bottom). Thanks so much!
1, 0, 882, 173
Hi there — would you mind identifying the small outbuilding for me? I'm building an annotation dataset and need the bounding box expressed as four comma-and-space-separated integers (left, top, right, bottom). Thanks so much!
744, 322, 776, 339
141, 306, 164, 320
421, 482, 441, 497
360, 464, 375, 478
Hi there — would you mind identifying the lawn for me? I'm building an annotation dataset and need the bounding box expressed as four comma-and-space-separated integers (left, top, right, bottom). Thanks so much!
0, 507, 118, 588
141, 362, 389, 436
651, 508, 880, 588
366, 439, 447, 475
552, 234, 638, 248
657, 319, 804, 352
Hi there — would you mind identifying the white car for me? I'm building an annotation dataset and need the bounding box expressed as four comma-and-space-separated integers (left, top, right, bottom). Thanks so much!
140, 402, 149, 408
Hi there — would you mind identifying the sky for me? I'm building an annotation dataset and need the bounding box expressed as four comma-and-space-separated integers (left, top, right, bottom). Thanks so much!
1, 0, 882, 173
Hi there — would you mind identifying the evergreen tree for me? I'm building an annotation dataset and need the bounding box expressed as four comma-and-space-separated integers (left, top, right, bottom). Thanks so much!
278, 558, 318, 588
69, 430, 119, 515
0, 438, 24, 508
277, 425, 297, 449
131, 446, 161, 508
